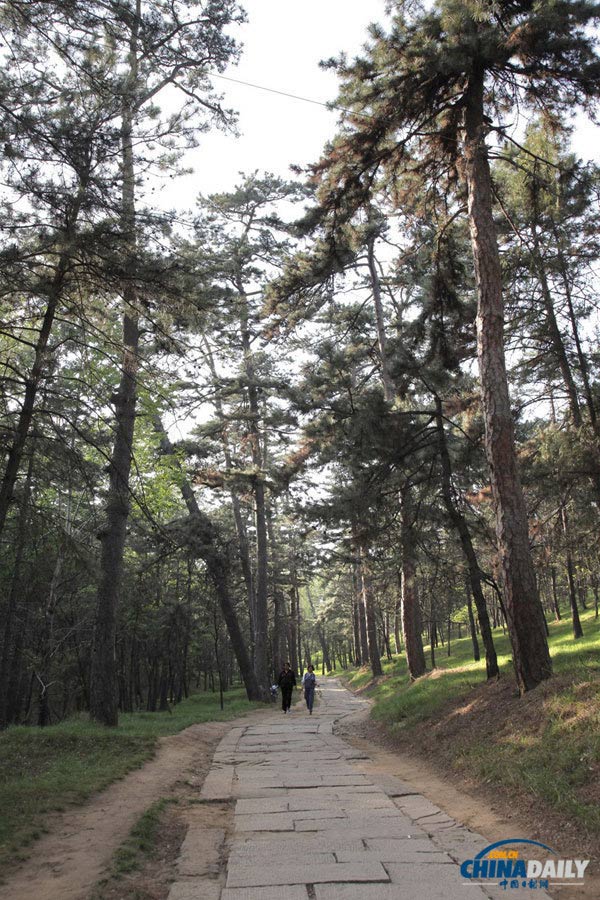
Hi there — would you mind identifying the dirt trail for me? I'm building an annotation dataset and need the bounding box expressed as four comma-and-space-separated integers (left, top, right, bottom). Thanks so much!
0, 720, 231, 900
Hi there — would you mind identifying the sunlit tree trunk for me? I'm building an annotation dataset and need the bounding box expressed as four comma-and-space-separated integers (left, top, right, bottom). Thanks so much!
463, 66, 552, 693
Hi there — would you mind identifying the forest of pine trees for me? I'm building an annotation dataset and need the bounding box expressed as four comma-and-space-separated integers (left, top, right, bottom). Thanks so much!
1, 0, 599, 729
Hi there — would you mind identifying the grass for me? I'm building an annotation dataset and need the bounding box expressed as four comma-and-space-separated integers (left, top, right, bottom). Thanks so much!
0, 686, 261, 871
339, 607, 600, 835
111, 798, 177, 876
89, 797, 181, 900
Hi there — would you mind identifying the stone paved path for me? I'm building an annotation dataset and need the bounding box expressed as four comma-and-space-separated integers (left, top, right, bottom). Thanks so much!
168, 679, 550, 900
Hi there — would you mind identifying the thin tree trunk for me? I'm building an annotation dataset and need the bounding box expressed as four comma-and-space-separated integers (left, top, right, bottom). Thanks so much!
0, 184, 87, 541
202, 335, 256, 640
550, 565, 561, 621
266, 505, 286, 678
435, 397, 498, 677
463, 67, 552, 693
306, 584, 332, 673
366, 231, 395, 403
153, 418, 262, 700
552, 219, 598, 429
238, 292, 269, 695
351, 563, 362, 665
358, 541, 383, 677
560, 506, 584, 639
466, 579, 481, 662
400, 485, 426, 679
0, 451, 34, 728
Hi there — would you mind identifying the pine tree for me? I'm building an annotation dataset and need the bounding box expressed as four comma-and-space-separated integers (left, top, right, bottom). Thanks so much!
284, 0, 600, 692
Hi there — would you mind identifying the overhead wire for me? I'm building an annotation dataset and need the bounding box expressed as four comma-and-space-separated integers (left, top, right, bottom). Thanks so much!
209, 72, 373, 120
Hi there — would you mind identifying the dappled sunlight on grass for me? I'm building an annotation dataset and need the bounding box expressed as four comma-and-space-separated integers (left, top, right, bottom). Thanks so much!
340, 607, 599, 832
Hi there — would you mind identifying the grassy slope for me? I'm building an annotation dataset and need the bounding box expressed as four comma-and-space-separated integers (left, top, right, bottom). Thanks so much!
0, 687, 261, 868
340, 608, 600, 834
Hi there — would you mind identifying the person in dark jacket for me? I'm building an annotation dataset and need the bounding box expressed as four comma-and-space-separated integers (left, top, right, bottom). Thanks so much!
301, 664, 318, 714
277, 661, 296, 713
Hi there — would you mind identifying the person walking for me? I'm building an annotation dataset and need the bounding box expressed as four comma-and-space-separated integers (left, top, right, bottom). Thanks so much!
301, 664, 317, 714
278, 661, 296, 713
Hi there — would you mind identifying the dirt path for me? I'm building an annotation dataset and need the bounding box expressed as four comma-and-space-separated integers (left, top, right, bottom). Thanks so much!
0, 720, 232, 900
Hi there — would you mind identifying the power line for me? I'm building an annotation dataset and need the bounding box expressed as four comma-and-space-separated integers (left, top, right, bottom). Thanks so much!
209, 72, 372, 120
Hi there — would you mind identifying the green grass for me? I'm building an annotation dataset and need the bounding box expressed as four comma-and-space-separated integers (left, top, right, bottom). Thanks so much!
341, 608, 600, 834
0, 687, 261, 870
111, 798, 176, 876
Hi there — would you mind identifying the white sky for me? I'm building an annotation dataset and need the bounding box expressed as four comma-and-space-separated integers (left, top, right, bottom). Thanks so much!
160, 0, 598, 212
162, 0, 387, 206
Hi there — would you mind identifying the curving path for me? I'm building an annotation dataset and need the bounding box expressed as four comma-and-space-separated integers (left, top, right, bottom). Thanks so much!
167, 678, 550, 900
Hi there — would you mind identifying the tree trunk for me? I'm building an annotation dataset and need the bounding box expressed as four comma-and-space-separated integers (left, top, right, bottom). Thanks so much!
466, 579, 481, 662
435, 397, 498, 677
90, 211, 138, 718
358, 541, 383, 677
153, 418, 262, 700
202, 335, 257, 643
550, 565, 561, 621
90, 13, 141, 725
0, 450, 34, 728
399, 486, 426, 679
239, 296, 270, 695
266, 505, 286, 678
351, 564, 362, 665
0, 184, 87, 541
366, 231, 395, 403
463, 66, 552, 693
560, 506, 584, 639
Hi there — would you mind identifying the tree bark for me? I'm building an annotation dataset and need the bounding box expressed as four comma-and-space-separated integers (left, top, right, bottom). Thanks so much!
238, 287, 270, 695
463, 66, 552, 693
466, 579, 481, 662
358, 541, 383, 677
366, 231, 395, 403
266, 504, 286, 678
560, 506, 584, 639
202, 335, 256, 642
435, 397, 498, 677
0, 450, 34, 728
153, 418, 262, 700
399, 485, 426, 679
90, 26, 140, 724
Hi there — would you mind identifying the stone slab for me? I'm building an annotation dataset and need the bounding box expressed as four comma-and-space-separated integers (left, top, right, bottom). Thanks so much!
375, 774, 421, 797
221, 889, 308, 900
334, 847, 452, 864
294, 817, 420, 835
235, 798, 289, 815
315, 887, 409, 900
226, 861, 390, 888
177, 827, 225, 876
394, 794, 446, 820
167, 880, 222, 900
232, 812, 295, 832
200, 765, 235, 801
386, 862, 489, 898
